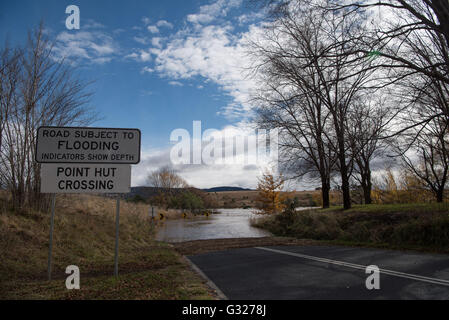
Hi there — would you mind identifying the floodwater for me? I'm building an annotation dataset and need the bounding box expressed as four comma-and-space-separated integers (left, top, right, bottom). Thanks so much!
155, 208, 272, 243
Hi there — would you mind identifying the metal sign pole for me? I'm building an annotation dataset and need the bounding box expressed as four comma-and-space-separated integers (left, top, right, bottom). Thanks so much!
47, 194, 56, 281
150, 206, 154, 228
114, 196, 120, 277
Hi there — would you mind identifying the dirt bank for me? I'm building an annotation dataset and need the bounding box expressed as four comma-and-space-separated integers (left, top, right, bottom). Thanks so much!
172, 237, 321, 256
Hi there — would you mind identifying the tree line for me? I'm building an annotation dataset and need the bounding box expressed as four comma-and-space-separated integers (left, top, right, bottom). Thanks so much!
249, 0, 449, 209
145, 166, 218, 211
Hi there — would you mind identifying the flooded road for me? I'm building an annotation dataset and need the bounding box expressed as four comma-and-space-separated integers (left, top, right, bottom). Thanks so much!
155, 208, 271, 243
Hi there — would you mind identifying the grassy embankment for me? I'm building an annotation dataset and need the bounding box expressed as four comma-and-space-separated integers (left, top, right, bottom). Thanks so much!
252, 202, 449, 253
210, 190, 323, 208
0, 193, 215, 300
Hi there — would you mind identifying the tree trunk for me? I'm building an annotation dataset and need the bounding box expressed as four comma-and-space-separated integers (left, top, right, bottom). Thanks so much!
322, 180, 330, 209
361, 169, 372, 205
436, 188, 444, 203
363, 183, 372, 205
333, 106, 351, 210
341, 170, 351, 209
338, 145, 351, 209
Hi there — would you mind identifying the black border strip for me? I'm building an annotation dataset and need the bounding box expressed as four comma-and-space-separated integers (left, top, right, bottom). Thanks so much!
35, 126, 142, 164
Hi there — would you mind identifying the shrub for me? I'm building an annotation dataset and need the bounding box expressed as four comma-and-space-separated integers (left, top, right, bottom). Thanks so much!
252, 205, 449, 250
128, 195, 146, 203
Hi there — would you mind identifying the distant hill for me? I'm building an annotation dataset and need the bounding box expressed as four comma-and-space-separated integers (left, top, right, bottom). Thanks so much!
201, 186, 255, 192
126, 186, 204, 199
126, 186, 254, 197
126, 186, 161, 199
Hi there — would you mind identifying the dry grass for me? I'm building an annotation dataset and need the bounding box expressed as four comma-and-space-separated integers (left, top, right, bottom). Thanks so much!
0, 193, 215, 300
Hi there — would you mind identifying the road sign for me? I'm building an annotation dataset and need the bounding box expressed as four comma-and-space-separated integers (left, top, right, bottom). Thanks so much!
40, 164, 131, 193
35, 126, 141, 164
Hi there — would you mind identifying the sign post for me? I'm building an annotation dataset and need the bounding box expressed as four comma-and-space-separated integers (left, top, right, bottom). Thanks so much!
37, 126, 141, 278
47, 194, 56, 281
114, 196, 120, 277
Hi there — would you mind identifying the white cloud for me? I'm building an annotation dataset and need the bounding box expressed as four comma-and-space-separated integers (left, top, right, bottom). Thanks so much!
125, 52, 139, 59
139, 50, 151, 62
53, 26, 119, 64
179, 164, 261, 189
141, 66, 154, 74
168, 80, 184, 86
187, 0, 243, 25
91, 57, 112, 64
132, 123, 276, 189
90, 42, 115, 55
113, 28, 126, 35
187, 13, 216, 25
133, 36, 148, 45
126, 49, 152, 62
151, 37, 163, 48
126, 0, 266, 119
141, 17, 151, 25
156, 20, 173, 29
148, 22, 263, 119
147, 25, 159, 33
84, 19, 106, 29
237, 11, 266, 25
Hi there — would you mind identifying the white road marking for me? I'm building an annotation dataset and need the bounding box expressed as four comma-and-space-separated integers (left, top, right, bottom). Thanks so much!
256, 247, 449, 287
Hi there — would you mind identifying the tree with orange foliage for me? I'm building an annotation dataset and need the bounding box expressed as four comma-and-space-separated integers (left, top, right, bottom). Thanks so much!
256, 171, 286, 214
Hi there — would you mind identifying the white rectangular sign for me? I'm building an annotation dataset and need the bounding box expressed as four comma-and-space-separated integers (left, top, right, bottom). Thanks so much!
40, 164, 131, 193
35, 126, 141, 164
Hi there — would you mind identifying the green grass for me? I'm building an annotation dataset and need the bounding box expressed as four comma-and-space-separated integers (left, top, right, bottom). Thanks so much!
0, 194, 215, 300
252, 202, 449, 252
318, 202, 449, 214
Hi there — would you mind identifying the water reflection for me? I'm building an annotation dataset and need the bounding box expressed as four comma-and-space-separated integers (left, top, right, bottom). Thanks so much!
155, 208, 272, 243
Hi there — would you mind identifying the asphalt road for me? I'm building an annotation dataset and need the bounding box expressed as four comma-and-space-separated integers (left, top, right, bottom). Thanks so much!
187, 245, 449, 300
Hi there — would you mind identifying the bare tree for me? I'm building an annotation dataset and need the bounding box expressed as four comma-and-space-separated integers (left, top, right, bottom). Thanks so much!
249, 3, 337, 208
251, 1, 379, 209
328, 0, 449, 86
399, 122, 448, 203
347, 95, 391, 204
250, 0, 448, 206
0, 44, 21, 172
0, 23, 97, 210
146, 166, 189, 190
394, 74, 449, 202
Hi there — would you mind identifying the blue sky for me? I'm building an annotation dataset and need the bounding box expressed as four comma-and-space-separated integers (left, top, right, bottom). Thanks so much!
0, 0, 283, 189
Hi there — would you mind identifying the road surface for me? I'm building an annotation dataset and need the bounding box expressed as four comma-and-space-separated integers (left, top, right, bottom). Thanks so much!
187, 245, 449, 299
